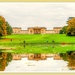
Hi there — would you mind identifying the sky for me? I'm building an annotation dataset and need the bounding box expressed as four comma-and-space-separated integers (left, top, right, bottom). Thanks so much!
0, 2, 75, 30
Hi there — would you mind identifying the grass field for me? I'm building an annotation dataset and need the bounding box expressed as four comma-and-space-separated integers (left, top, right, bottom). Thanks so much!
0, 34, 75, 54
1, 34, 75, 43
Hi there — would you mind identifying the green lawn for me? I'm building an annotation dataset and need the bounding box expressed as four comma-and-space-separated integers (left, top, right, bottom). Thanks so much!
0, 34, 75, 54
1, 34, 75, 43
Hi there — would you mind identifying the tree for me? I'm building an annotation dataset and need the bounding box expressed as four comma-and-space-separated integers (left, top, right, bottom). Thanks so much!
6, 22, 12, 35
67, 18, 75, 36
62, 26, 68, 34
59, 26, 67, 34
0, 16, 7, 37
59, 30, 63, 34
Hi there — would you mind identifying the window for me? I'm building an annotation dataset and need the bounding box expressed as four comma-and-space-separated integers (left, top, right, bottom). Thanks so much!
30, 30, 32, 33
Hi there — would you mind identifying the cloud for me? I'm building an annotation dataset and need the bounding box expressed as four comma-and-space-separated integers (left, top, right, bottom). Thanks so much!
0, 3, 75, 30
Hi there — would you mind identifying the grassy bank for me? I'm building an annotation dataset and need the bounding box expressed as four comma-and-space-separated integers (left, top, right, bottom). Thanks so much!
0, 34, 75, 53
0, 34, 75, 44
1, 44, 75, 54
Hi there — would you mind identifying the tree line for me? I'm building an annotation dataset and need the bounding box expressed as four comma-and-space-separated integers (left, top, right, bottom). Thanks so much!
0, 15, 75, 37
0, 15, 12, 38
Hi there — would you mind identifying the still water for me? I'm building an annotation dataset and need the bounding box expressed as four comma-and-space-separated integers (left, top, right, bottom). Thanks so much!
0, 51, 75, 72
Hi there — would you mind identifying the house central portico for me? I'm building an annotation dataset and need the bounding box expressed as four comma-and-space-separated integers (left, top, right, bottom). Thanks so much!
34, 28, 41, 34
28, 26, 46, 34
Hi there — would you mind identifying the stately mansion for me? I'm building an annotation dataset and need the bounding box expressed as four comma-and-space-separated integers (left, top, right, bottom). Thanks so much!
12, 26, 62, 34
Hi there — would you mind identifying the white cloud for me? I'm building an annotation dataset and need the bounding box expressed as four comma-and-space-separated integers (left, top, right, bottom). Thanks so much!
0, 2, 75, 30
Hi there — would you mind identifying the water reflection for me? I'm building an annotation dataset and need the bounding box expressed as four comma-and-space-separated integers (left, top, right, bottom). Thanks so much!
12, 54, 47, 60
11, 52, 75, 71
0, 51, 12, 71
60, 51, 75, 70
0, 50, 75, 71
12, 53, 62, 61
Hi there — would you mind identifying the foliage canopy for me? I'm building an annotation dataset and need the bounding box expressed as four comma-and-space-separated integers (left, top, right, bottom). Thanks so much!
67, 18, 75, 36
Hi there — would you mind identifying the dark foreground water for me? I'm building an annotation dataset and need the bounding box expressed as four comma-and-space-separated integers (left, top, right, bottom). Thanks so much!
0, 50, 75, 72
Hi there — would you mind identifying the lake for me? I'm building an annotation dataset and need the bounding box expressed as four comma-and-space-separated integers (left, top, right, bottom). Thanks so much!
0, 50, 75, 72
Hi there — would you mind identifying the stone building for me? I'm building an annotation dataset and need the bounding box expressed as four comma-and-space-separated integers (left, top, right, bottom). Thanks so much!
28, 26, 46, 34
12, 26, 62, 34
53, 27, 62, 34
46, 30, 54, 34
12, 27, 21, 34
20, 30, 28, 34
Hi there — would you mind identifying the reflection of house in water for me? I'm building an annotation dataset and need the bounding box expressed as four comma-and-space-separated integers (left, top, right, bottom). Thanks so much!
12, 53, 62, 61
12, 54, 47, 60
12, 26, 62, 34
12, 54, 21, 60
54, 54, 62, 60
12, 54, 28, 60
28, 54, 47, 60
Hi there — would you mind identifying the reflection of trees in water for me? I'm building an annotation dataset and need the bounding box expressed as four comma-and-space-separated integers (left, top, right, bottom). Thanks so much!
60, 53, 67, 61
0, 52, 7, 71
6, 53, 12, 66
0, 52, 12, 71
60, 51, 75, 70
66, 51, 75, 69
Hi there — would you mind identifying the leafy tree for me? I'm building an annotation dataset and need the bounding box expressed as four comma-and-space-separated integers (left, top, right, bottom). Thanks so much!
0, 16, 7, 37
59, 30, 63, 34
59, 26, 67, 34
67, 18, 75, 36
6, 22, 12, 35
0, 16, 12, 38
62, 26, 68, 34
